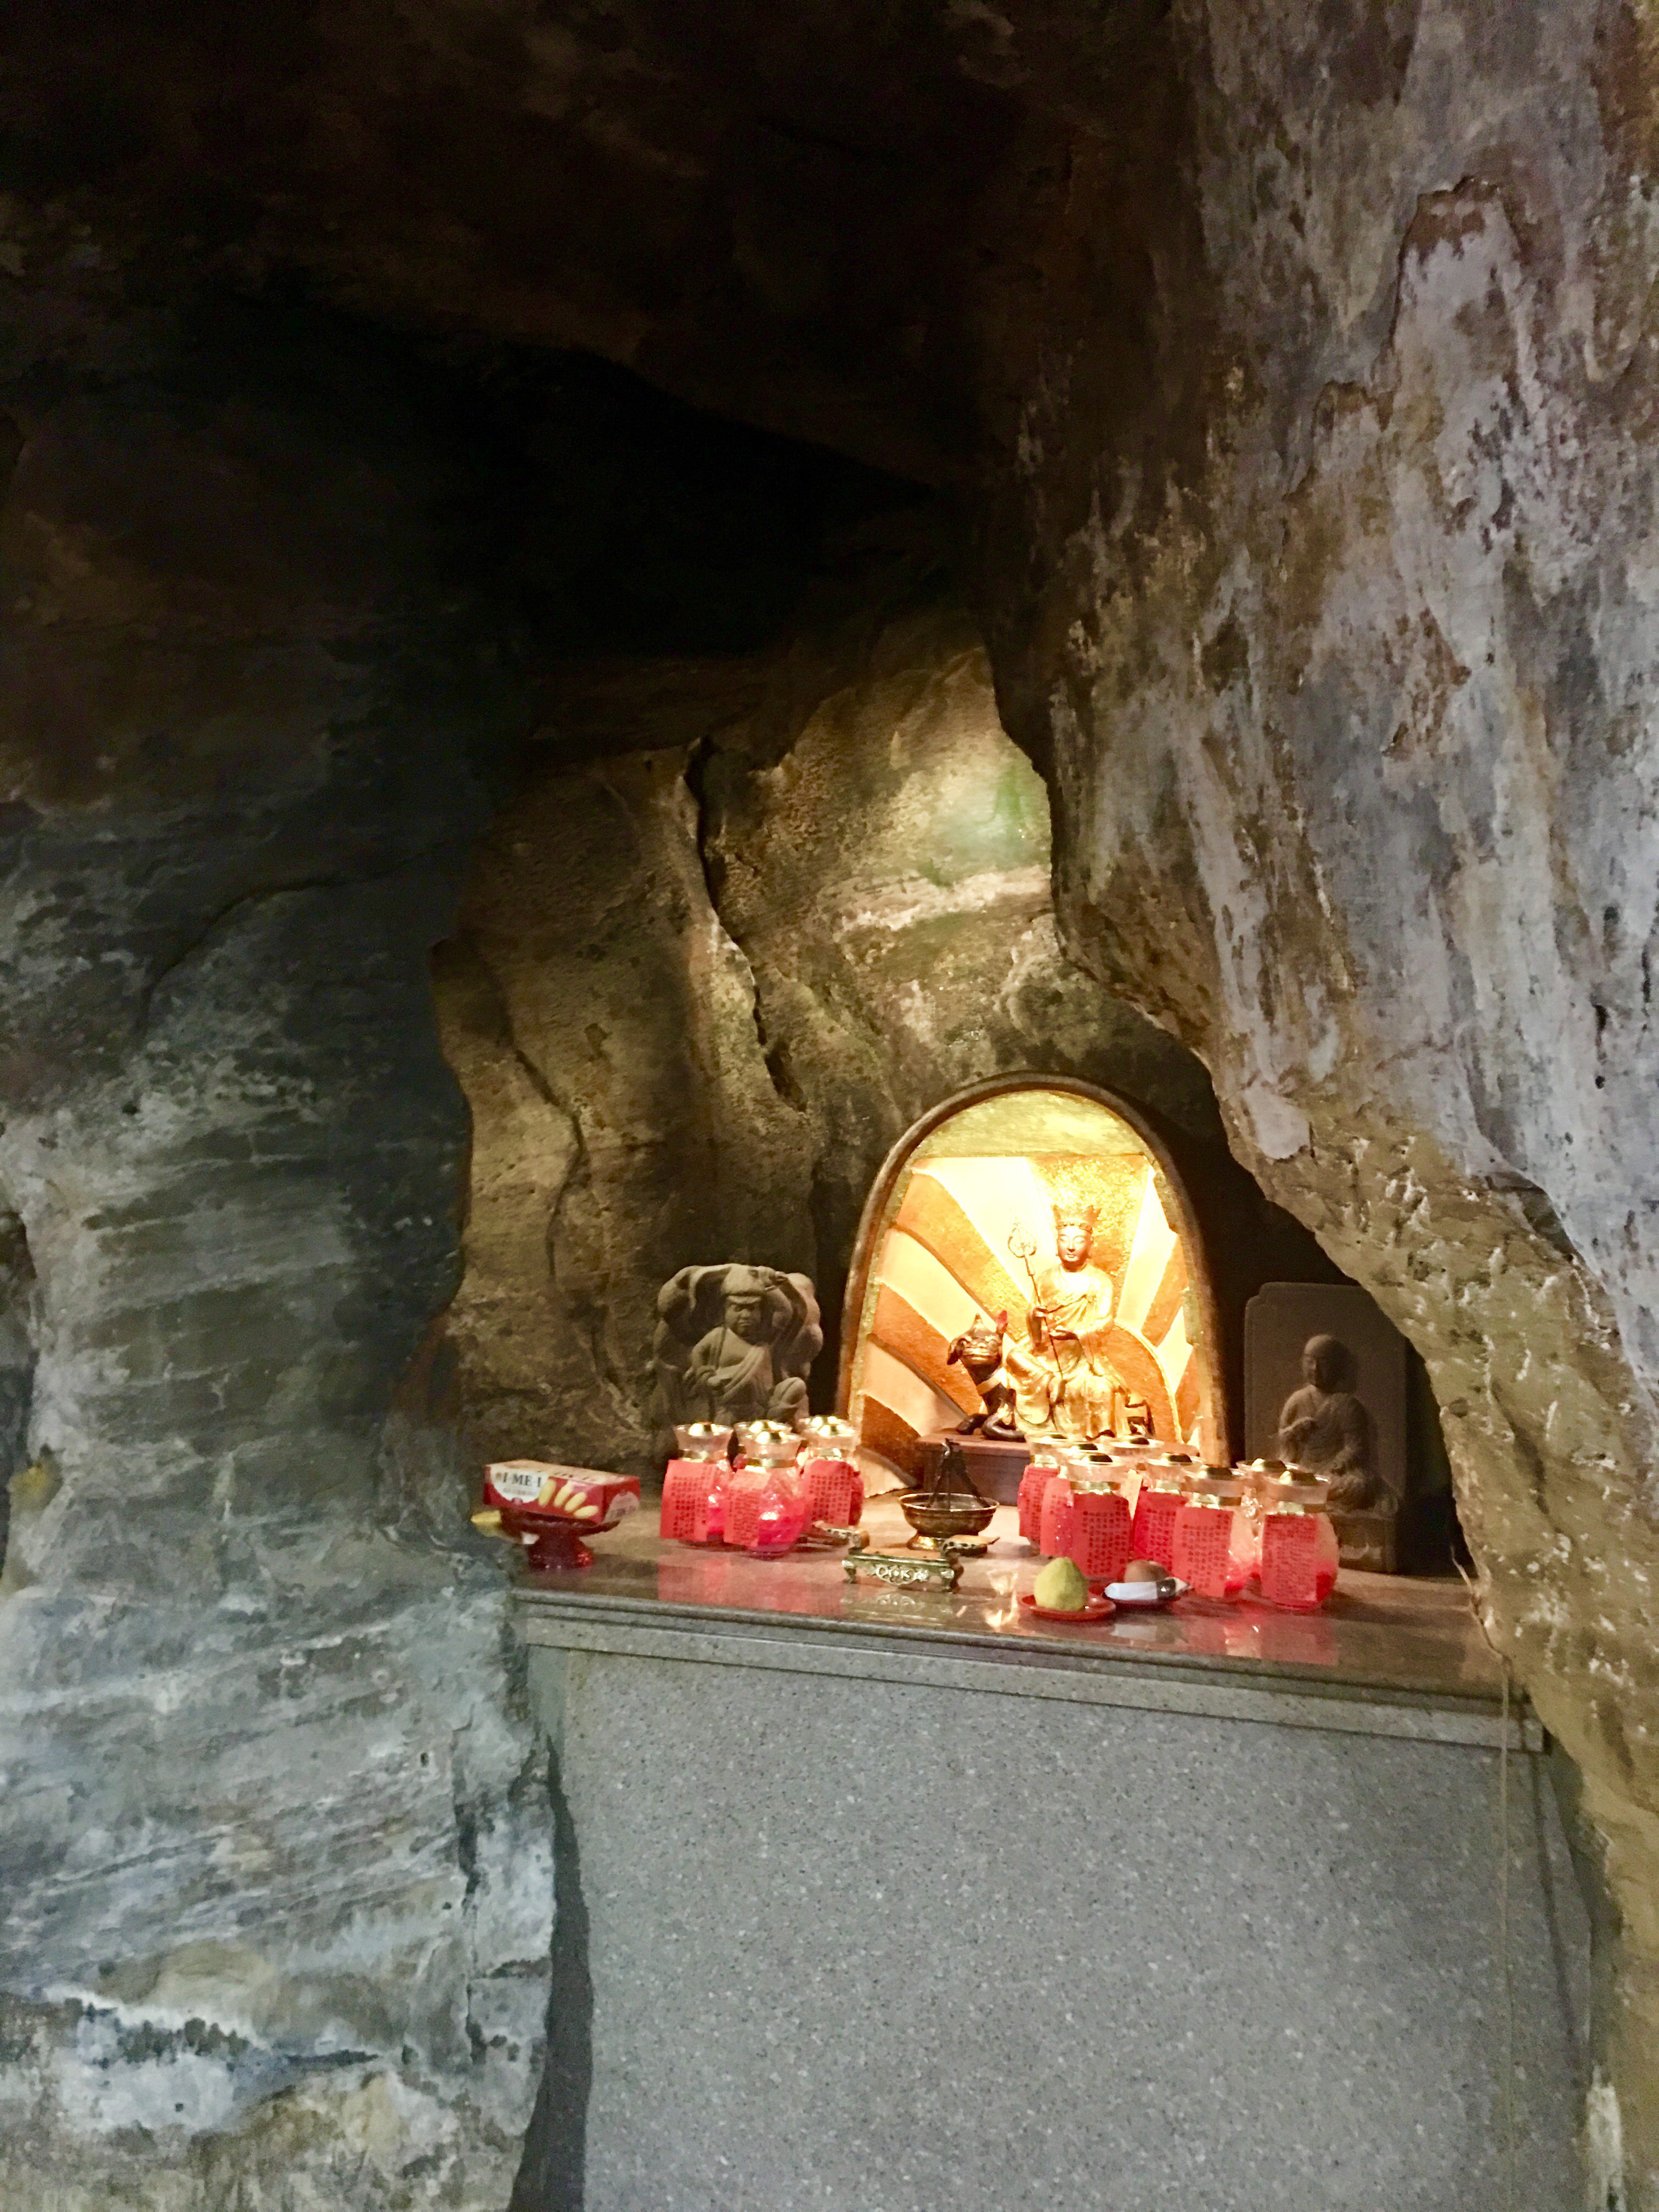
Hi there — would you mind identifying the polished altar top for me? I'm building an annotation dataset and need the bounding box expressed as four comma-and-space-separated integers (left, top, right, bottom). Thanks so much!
510, 1497, 1522, 1740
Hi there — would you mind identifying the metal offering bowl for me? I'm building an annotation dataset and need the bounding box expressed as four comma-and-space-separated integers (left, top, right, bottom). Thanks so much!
897, 1490, 998, 1549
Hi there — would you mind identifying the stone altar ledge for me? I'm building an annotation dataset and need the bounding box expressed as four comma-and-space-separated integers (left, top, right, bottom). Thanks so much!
511, 1498, 1533, 1750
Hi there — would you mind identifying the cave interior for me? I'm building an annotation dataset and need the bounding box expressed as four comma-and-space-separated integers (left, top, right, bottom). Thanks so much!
3, 3, 1658, 2207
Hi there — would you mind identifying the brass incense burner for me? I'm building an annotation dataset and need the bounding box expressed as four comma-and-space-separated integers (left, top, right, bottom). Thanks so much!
897, 1436, 997, 1554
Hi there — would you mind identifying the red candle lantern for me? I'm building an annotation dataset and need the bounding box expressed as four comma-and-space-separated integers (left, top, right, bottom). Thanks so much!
726, 1424, 808, 1555
795, 1416, 865, 1527
1066, 1479, 1134, 1585
1037, 1468, 1075, 1558
1129, 1455, 1193, 1570
1259, 1480, 1340, 1611
748, 1464, 810, 1556
1017, 1452, 1062, 1545
661, 1423, 733, 1546
1171, 1472, 1252, 1598
1236, 1459, 1285, 1587
1036, 1449, 1098, 1559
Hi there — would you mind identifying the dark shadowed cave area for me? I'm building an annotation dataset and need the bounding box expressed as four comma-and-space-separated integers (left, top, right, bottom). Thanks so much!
2, 5, 1658, 2210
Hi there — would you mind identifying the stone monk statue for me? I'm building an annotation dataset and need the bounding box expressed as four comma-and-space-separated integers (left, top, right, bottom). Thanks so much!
1276, 1333, 1385, 1512
654, 1263, 822, 1435
1005, 1200, 1127, 1446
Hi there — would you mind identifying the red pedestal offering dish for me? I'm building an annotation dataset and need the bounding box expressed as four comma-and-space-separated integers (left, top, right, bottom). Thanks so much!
482, 1460, 641, 1572
496, 1505, 602, 1571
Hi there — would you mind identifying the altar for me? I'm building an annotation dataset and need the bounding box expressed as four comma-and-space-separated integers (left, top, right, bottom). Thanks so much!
511, 1502, 1588, 2212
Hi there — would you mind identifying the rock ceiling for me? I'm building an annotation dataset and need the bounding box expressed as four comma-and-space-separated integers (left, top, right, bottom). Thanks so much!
2, 0, 1123, 479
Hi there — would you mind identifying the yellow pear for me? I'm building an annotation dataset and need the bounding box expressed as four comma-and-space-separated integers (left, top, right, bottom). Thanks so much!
1034, 1555, 1090, 1611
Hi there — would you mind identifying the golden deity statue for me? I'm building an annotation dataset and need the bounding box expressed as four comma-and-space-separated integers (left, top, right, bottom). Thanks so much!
1004, 1199, 1130, 1446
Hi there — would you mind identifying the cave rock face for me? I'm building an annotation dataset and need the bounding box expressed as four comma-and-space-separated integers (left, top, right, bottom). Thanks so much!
977, 1, 1659, 2185
0, 379, 551, 2211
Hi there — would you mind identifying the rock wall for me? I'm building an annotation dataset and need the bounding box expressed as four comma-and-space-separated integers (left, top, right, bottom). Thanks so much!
0, 359, 550, 2209
972, 1, 1659, 2192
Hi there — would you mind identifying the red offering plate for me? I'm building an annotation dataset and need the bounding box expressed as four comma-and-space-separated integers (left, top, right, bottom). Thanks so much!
1019, 1592, 1116, 1624
476, 1460, 641, 1573
496, 1503, 599, 1571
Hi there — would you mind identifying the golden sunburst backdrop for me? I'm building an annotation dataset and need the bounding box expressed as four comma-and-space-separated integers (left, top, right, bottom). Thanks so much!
849, 1094, 1207, 1487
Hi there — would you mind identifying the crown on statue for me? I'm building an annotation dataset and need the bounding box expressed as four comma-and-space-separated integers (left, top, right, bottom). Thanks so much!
1051, 1197, 1098, 1233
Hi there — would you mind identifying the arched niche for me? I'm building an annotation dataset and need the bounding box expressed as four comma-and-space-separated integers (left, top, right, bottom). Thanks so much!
840, 1076, 1225, 1485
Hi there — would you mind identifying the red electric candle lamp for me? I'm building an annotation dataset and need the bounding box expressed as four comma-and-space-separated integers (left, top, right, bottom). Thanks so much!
1171, 1471, 1252, 1599
1257, 1476, 1340, 1610
796, 1415, 865, 1528
1017, 1452, 1062, 1545
1129, 1454, 1194, 1570
1066, 1478, 1135, 1585
726, 1423, 809, 1555
661, 1423, 733, 1546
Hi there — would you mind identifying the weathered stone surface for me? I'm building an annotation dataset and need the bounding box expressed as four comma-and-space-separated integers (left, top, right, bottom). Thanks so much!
7, 0, 1659, 2199
0, 1, 1032, 486
0, 365, 550, 2208
0, 1211, 36, 1567
969, 2, 1659, 2192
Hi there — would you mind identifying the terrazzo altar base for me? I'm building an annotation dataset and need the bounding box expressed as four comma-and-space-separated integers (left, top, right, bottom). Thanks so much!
513, 1519, 1588, 2212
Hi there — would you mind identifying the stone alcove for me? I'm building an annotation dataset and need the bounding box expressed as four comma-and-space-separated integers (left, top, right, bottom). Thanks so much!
430, 590, 1343, 1497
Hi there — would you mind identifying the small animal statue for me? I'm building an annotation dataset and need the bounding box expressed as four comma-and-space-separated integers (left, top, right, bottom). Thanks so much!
945, 1310, 1022, 1440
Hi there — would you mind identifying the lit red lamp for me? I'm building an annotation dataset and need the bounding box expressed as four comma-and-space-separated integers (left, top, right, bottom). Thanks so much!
1036, 1449, 1094, 1557
1017, 1452, 1062, 1545
1128, 1454, 1194, 1571
796, 1416, 865, 1527
1066, 1479, 1135, 1585
1256, 1476, 1340, 1610
661, 1424, 732, 1546
725, 1423, 809, 1555
1170, 1471, 1253, 1599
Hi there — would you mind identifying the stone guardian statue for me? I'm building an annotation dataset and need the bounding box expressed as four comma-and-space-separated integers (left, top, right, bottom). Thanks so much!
654, 1263, 822, 1435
